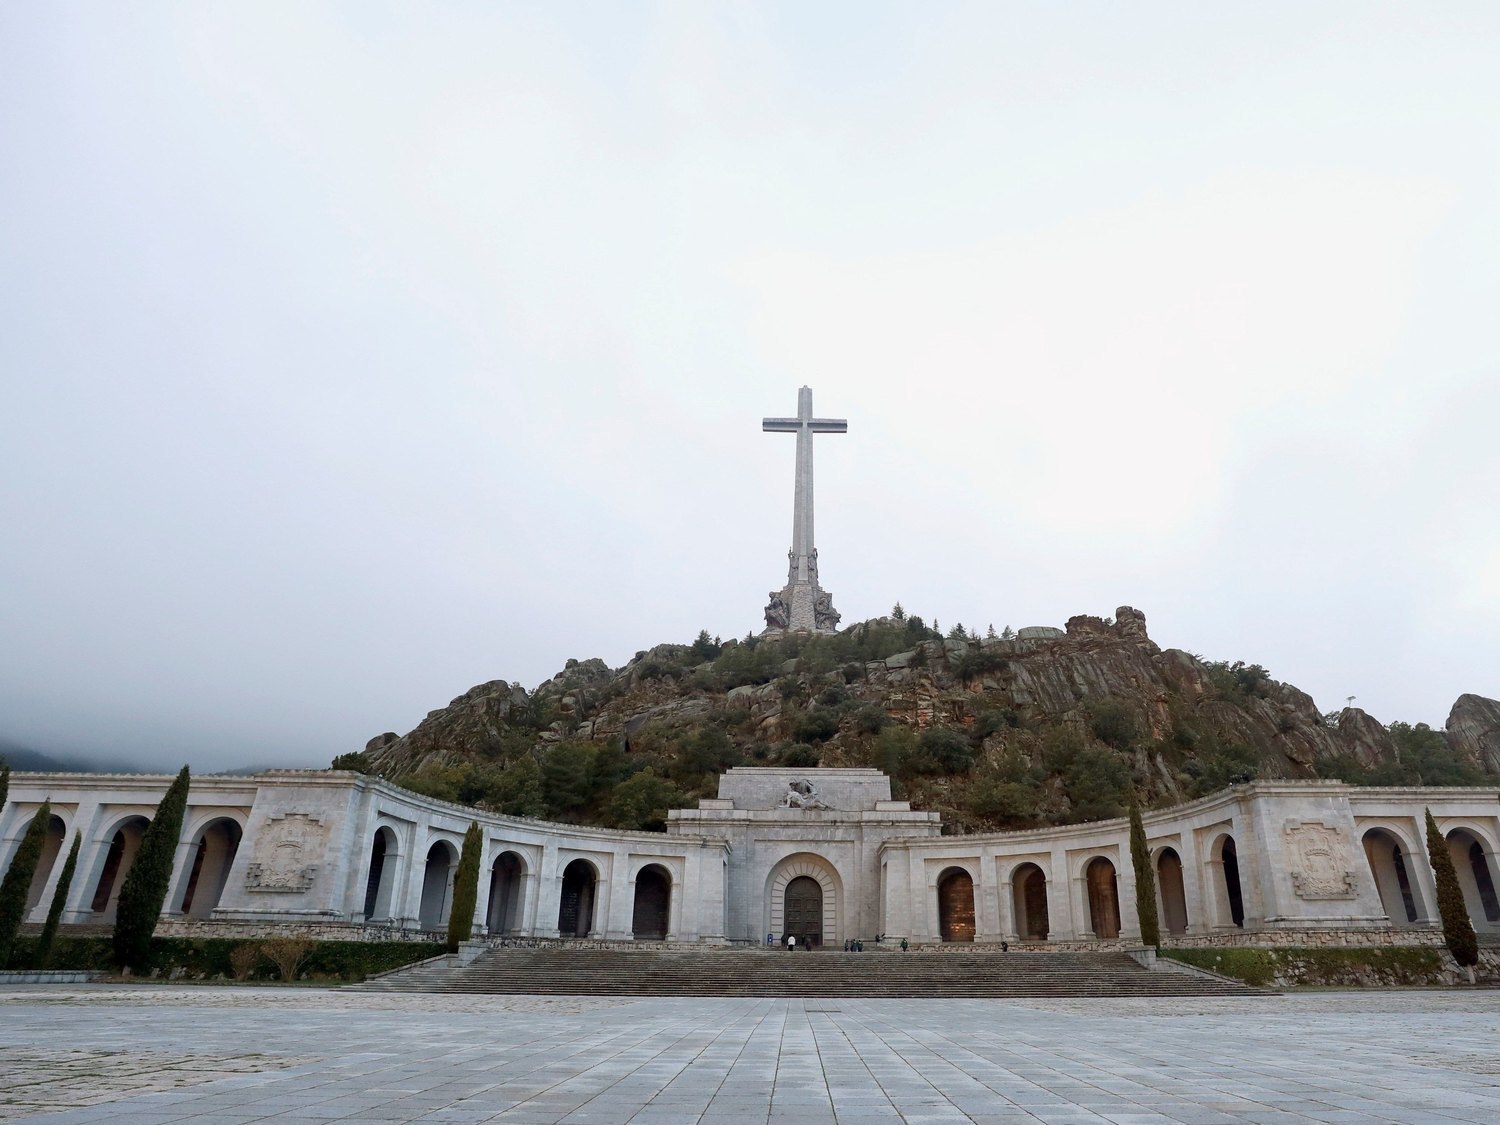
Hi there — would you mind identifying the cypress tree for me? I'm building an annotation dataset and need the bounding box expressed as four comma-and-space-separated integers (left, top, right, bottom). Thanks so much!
1425, 807, 1478, 971
1128, 796, 1160, 949
446, 821, 483, 953
113, 766, 191, 972
0, 801, 52, 968
36, 831, 81, 968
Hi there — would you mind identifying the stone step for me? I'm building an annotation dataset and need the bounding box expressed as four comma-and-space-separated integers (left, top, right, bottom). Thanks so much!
351, 948, 1262, 997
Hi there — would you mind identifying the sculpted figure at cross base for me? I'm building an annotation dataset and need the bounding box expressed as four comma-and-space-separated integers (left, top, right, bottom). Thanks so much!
814, 589, 840, 631
764, 591, 790, 630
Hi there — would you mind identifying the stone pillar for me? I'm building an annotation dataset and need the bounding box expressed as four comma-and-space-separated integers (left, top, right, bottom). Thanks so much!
996, 865, 1016, 942
1117, 855, 1141, 941
519, 870, 540, 936
536, 846, 563, 938
603, 855, 631, 940
1047, 846, 1072, 940
159, 835, 201, 920
397, 830, 428, 930
1178, 837, 1208, 935
976, 854, 1002, 941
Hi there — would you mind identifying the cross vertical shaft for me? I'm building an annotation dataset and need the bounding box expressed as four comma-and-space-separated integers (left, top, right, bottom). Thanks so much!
762, 386, 846, 634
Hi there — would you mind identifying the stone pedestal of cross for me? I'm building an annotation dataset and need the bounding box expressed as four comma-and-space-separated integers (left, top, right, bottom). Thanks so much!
762, 386, 846, 635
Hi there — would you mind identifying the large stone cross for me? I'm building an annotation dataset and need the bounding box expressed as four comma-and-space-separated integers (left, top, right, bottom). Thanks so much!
762, 386, 846, 633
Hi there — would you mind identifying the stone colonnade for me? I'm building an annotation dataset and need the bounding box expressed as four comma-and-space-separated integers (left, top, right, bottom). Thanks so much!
2, 772, 1499, 947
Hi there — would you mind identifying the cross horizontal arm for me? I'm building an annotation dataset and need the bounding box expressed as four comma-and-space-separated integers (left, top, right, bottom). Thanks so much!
809, 420, 847, 433
762, 418, 800, 432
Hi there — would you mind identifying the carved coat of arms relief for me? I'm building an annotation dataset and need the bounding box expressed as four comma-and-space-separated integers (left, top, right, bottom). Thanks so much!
1285, 820, 1356, 900
245, 812, 326, 893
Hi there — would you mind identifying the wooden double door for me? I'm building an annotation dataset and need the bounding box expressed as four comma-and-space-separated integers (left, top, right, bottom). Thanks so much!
784, 875, 823, 948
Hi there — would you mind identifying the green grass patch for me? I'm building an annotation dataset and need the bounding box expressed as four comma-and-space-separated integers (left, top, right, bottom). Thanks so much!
1162, 945, 1444, 987
3, 934, 436, 982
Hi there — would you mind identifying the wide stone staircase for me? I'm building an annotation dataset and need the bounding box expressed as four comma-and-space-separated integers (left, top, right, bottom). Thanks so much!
352, 947, 1262, 998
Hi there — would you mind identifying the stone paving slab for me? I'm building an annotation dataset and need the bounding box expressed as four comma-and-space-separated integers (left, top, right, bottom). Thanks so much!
2, 987, 1500, 1122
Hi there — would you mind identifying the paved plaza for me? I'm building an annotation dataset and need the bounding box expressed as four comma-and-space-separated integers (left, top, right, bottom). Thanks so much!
2, 986, 1499, 1123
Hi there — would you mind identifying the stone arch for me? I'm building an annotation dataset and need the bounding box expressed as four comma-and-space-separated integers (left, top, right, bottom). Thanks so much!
632, 863, 672, 940
23, 814, 68, 914
487, 849, 526, 935
936, 866, 976, 942
1085, 856, 1121, 939
1362, 827, 1421, 925
1446, 827, 1500, 930
176, 817, 243, 918
1155, 846, 1189, 936
418, 839, 458, 931
1012, 862, 1049, 940
363, 825, 401, 922
766, 853, 842, 949
1210, 833, 1245, 928
558, 858, 599, 937
87, 814, 151, 922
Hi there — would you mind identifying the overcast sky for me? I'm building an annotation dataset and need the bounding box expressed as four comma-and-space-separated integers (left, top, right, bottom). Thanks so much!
2, 4, 1497, 773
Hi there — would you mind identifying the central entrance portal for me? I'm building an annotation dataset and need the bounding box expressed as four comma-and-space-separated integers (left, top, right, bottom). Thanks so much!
784, 875, 823, 948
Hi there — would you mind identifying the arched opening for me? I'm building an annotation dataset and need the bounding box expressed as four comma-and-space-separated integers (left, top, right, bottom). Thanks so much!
558, 859, 598, 937
1212, 835, 1245, 928
1085, 857, 1121, 939
1156, 847, 1188, 936
363, 827, 400, 922
632, 864, 671, 940
88, 816, 150, 922
487, 850, 525, 934
177, 818, 242, 918
784, 875, 823, 948
1446, 829, 1500, 929
1012, 863, 1049, 941
24, 815, 68, 913
418, 840, 458, 931
765, 853, 841, 947
1363, 828, 1420, 925
937, 867, 976, 942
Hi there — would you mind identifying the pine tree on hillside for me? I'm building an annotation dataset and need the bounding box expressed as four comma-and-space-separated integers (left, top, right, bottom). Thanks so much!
446, 821, 483, 953
0, 800, 51, 968
36, 831, 81, 968
113, 766, 190, 972
1128, 797, 1160, 949
1425, 807, 1478, 972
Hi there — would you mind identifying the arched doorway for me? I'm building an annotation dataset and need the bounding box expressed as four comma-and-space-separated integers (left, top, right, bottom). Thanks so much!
1363, 828, 1420, 925
1212, 835, 1245, 928
765, 853, 841, 948
1085, 857, 1121, 939
784, 876, 823, 947
1012, 863, 1049, 940
88, 816, 150, 922
488, 850, 525, 935
1446, 829, 1500, 929
24, 814, 68, 914
363, 826, 399, 922
418, 840, 457, 931
937, 867, 976, 942
1156, 847, 1189, 936
558, 859, 597, 937
177, 818, 242, 918
632, 864, 671, 940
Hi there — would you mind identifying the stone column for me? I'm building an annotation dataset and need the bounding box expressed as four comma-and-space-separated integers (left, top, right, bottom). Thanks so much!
603, 854, 631, 940
1178, 836, 1208, 935
996, 862, 1016, 942
1117, 855, 1141, 942
536, 846, 563, 938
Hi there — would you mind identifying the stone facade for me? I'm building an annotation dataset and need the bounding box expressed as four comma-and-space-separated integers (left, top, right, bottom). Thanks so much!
2, 770, 1498, 948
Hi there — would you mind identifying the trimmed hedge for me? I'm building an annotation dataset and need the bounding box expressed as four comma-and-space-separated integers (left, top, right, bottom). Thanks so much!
3, 934, 437, 982
1163, 946, 1445, 988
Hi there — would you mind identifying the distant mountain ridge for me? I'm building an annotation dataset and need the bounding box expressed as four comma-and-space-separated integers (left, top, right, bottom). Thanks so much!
349, 606, 1500, 833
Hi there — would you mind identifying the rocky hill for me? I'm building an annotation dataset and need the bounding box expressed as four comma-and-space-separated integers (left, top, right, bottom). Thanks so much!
346, 607, 1499, 833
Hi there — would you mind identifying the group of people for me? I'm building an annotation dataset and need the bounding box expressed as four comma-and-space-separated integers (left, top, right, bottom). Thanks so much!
766, 931, 892, 951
